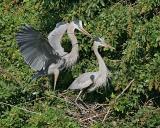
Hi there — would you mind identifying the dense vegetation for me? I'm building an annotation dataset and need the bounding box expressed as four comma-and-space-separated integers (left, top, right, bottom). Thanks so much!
0, 0, 160, 127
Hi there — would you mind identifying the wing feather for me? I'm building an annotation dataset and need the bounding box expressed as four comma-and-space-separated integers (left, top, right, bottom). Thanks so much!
16, 25, 61, 71
68, 72, 98, 90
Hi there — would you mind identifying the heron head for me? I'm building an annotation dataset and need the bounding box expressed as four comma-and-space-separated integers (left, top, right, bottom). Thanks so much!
94, 37, 115, 49
72, 20, 92, 38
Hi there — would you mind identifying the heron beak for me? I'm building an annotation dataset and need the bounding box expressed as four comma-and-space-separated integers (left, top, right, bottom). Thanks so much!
104, 43, 115, 50
79, 27, 92, 38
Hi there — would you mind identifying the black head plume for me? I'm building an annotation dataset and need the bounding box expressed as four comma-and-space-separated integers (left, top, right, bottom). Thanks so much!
73, 19, 80, 26
93, 37, 101, 42
56, 21, 67, 28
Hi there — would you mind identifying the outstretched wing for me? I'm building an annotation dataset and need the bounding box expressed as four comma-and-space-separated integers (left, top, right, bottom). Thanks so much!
68, 72, 98, 90
16, 25, 61, 71
48, 22, 68, 56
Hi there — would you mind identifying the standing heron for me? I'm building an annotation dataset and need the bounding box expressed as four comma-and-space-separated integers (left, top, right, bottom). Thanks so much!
16, 20, 91, 90
68, 37, 114, 101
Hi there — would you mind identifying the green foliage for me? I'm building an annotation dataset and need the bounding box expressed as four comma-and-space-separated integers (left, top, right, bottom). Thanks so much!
0, 104, 79, 128
0, 0, 160, 127
102, 106, 160, 128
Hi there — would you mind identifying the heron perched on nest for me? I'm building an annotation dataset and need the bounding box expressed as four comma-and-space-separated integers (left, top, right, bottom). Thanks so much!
68, 37, 114, 101
16, 20, 92, 90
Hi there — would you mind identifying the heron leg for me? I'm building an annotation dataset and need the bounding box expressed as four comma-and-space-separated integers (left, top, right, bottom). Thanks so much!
75, 90, 83, 111
75, 90, 83, 103
75, 90, 89, 111
53, 69, 59, 90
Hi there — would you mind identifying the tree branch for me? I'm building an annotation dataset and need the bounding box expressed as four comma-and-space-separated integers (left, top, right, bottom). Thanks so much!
0, 102, 41, 115
102, 79, 134, 123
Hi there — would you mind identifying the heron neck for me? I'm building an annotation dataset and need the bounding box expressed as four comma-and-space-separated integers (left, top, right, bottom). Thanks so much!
67, 26, 78, 45
64, 25, 79, 67
67, 27, 79, 52
93, 45, 107, 73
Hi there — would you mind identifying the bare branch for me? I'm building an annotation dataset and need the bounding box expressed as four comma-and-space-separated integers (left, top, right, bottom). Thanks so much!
102, 79, 135, 123
115, 79, 135, 101
0, 102, 41, 115
102, 107, 111, 123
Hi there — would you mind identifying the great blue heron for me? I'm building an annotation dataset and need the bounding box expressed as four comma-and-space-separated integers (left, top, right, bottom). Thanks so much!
68, 37, 114, 101
16, 20, 92, 90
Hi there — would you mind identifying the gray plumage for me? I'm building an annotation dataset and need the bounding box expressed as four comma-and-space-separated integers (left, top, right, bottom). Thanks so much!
48, 22, 68, 56
69, 72, 98, 90
68, 37, 113, 98
48, 20, 92, 69
62, 20, 92, 68
16, 20, 91, 90
16, 25, 61, 72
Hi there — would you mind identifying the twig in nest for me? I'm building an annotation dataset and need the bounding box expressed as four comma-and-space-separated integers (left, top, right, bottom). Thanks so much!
102, 107, 111, 123
102, 79, 134, 123
81, 112, 106, 122
80, 115, 97, 123
93, 103, 107, 110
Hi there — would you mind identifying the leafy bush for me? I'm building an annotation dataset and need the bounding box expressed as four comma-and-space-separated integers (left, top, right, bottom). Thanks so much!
0, 0, 160, 127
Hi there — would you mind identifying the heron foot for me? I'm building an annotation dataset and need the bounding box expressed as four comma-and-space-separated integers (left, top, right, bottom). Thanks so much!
74, 90, 88, 112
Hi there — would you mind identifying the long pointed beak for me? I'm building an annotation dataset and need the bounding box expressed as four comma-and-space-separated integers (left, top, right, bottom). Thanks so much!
79, 28, 92, 38
104, 44, 115, 50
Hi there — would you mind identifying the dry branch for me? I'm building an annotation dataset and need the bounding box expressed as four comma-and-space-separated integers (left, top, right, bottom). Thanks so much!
102, 79, 135, 123
0, 102, 41, 115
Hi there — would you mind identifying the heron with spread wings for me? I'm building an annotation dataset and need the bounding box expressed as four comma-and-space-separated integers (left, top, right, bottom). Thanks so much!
16, 20, 92, 90
68, 37, 114, 101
